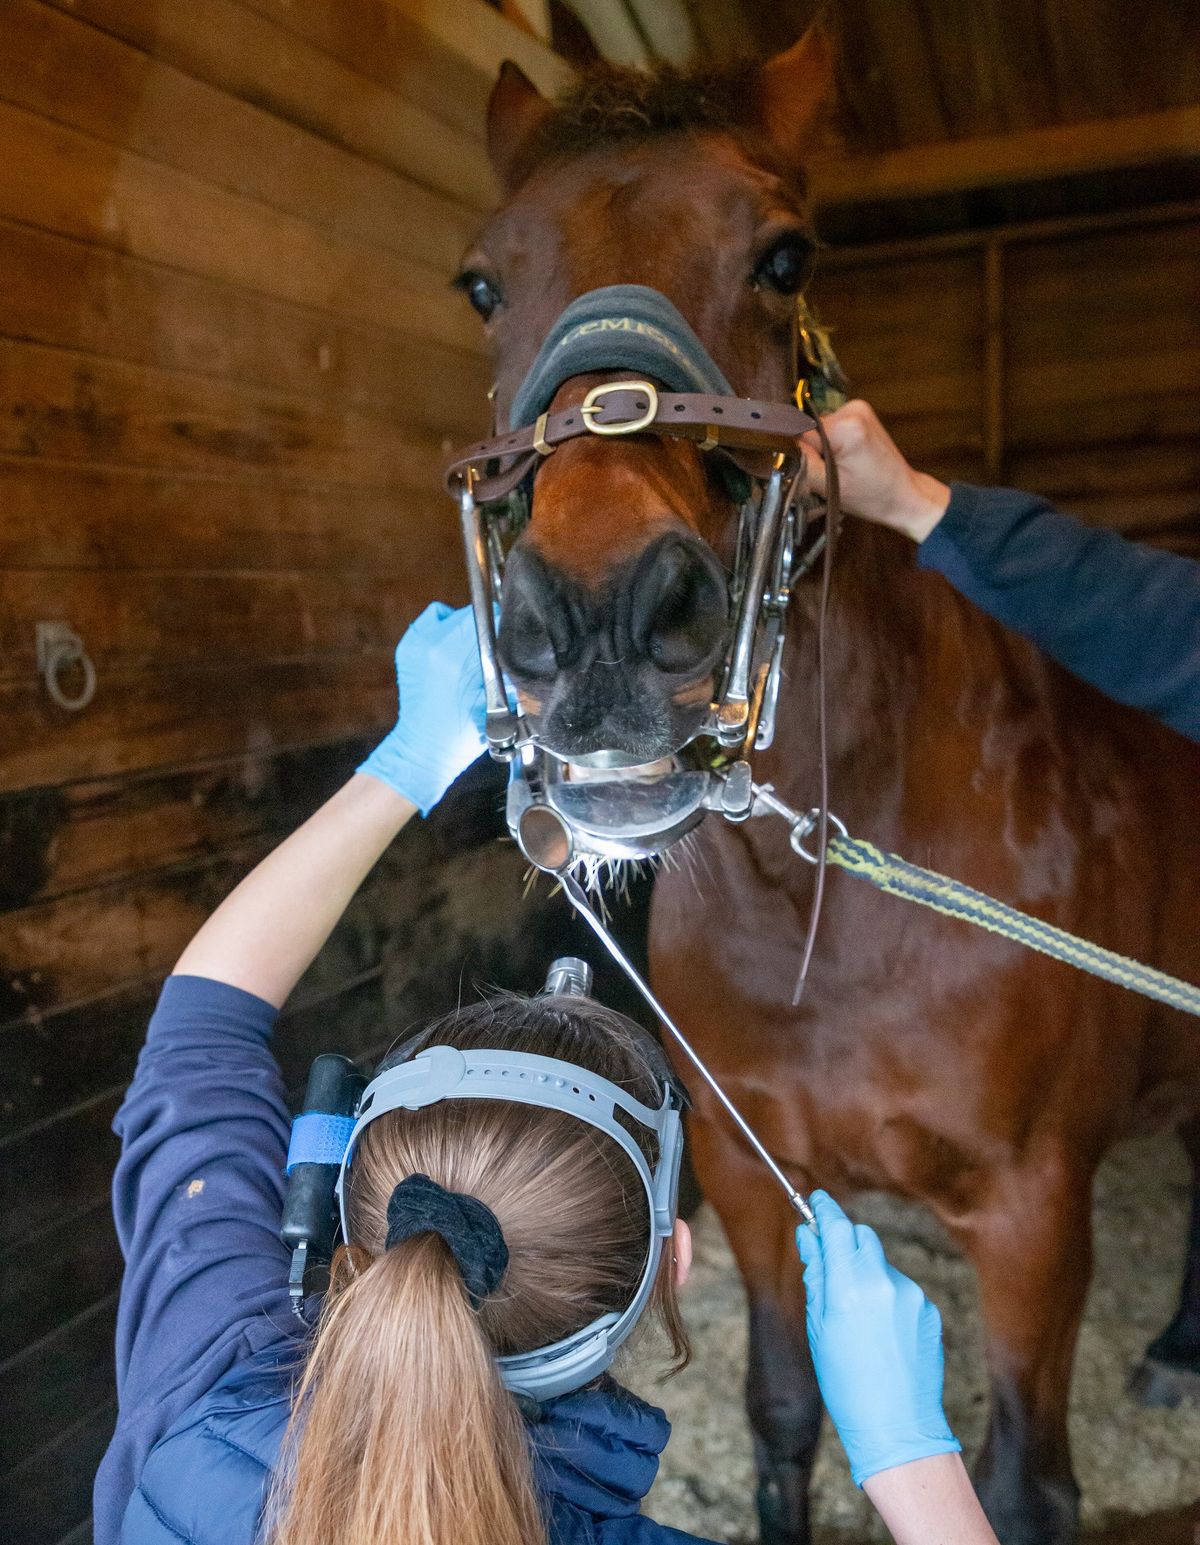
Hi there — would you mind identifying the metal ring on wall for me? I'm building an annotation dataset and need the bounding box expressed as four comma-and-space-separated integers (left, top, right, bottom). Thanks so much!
36, 622, 97, 712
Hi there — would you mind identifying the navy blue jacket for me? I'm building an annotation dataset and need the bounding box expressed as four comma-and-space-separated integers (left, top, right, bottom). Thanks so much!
920, 484, 1200, 741
96, 976, 712, 1545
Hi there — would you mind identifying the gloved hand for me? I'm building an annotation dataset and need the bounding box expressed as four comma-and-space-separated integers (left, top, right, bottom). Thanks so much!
796, 1189, 961, 1486
357, 603, 489, 814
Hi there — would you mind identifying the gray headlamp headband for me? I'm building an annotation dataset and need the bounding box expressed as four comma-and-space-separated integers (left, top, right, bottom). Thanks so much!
333, 975, 684, 1401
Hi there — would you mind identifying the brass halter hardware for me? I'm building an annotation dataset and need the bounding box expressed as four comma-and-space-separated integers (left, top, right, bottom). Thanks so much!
579, 380, 659, 436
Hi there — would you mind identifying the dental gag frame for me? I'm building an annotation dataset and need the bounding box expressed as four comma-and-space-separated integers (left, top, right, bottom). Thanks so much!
444, 284, 844, 872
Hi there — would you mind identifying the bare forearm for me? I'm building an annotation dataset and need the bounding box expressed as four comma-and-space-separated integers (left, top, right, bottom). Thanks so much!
174, 773, 415, 1007
864, 1454, 999, 1545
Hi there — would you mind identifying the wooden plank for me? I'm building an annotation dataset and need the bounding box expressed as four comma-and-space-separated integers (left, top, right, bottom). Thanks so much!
818, 201, 1200, 270
4, 1, 485, 267
559, 0, 651, 67
0, 809, 413, 1079
0, 778, 499, 1042
0, 1297, 118, 1475
0, 843, 275, 1034
1004, 224, 1199, 362
0, 459, 456, 574
834, 0, 949, 150
0, 1401, 114, 1545
813, 214, 1199, 480
0, 217, 489, 427
0, 1200, 122, 1364
55, 1515, 95, 1545
810, 104, 1200, 207
0, 654, 397, 793
0, 569, 416, 683
810, 250, 985, 467
0, 1093, 122, 1250
1004, 222, 1200, 452
0, 101, 481, 350
1005, 441, 1200, 533
0, 741, 368, 912
273, 969, 390, 1094
386, 0, 570, 98
235, 0, 497, 141
37, 0, 499, 208
0, 337, 457, 490
1003, 369, 1199, 450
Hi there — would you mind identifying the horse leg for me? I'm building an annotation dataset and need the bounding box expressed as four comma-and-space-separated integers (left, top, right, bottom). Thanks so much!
688, 1112, 822, 1545
952, 1159, 1091, 1545
1131, 1115, 1200, 1406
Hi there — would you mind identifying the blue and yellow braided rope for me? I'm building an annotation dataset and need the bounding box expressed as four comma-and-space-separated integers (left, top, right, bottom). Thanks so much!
825, 833, 1200, 1019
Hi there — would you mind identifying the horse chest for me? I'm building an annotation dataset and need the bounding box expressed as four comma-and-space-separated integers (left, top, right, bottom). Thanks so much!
647, 814, 1126, 1183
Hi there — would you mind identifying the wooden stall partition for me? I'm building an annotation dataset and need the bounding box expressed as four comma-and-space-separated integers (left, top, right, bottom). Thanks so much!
0, 5, 567, 1541
811, 202, 1200, 545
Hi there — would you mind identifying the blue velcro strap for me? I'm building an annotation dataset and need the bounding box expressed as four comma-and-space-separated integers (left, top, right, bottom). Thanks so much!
509, 284, 735, 428
286, 1112, 356, 1174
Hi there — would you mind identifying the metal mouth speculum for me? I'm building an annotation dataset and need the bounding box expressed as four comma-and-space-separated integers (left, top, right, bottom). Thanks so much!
458, 467, 805, 869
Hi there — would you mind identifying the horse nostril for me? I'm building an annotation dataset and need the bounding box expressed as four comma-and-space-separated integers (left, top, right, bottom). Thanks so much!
630, 535, 728, 675
497, 548, 579, 680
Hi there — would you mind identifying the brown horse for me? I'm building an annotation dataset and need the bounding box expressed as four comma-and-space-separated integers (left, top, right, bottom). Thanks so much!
458, 30, 1200, 1545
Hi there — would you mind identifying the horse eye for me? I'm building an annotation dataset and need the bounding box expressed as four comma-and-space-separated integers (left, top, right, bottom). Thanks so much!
753, 236, 816, 296
457, 271, 502, 321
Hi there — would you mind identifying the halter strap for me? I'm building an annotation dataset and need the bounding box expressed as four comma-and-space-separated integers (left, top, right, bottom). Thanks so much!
444, 383, 815, 501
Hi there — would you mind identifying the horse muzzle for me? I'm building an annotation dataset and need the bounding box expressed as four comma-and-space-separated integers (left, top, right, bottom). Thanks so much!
454, 460, 792, 868
497, 530, 729, 761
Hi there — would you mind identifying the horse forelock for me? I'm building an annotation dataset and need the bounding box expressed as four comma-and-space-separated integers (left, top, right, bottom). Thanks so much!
538, 60, 756, 145
513, 60, 780, 184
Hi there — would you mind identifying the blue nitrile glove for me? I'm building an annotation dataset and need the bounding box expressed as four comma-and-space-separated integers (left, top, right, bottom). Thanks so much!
357, 602, 489, 814
796, 1190, 961, 1486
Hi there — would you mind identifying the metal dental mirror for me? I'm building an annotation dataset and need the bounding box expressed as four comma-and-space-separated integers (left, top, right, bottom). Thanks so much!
519, 801, 818, 1229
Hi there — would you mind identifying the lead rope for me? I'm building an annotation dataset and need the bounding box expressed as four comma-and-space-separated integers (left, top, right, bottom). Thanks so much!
756, 787, 1200, 1020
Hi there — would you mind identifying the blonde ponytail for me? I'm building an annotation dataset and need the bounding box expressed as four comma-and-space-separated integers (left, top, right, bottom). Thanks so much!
270, 1235, 543, 1545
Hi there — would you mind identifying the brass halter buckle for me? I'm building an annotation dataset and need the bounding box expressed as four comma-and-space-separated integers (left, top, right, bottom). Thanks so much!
579, 380, 659, 436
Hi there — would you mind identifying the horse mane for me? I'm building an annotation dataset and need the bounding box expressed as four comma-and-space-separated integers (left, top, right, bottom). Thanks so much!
527, 60, 760, 165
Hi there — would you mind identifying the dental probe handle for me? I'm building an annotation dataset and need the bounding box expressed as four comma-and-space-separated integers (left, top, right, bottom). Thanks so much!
558, 870, 817, 1230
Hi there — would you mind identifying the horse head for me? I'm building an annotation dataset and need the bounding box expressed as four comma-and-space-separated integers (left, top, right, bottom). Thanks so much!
457, 28, 835, 762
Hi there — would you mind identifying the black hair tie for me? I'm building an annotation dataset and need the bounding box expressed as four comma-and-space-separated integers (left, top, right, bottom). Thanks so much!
385, 1173, 509, 1309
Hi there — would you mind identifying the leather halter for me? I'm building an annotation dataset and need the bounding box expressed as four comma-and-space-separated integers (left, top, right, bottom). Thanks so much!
443, 380, 816, 503
441, 284, 845, 986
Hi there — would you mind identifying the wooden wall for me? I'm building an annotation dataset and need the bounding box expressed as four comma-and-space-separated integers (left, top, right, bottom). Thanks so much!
810, 202, 1200, 545
0, 4, 567, 1541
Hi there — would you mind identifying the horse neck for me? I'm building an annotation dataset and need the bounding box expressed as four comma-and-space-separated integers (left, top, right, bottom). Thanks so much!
770, 519, 931, 791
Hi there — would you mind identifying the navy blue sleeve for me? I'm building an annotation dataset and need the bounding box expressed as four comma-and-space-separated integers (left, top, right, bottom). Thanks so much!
95, 975, 301, 1543
918, 483, 1200, 741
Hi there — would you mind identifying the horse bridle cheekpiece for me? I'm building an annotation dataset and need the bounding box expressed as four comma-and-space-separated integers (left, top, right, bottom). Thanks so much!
443, 284, 846, 870
280, 956, 687, 1400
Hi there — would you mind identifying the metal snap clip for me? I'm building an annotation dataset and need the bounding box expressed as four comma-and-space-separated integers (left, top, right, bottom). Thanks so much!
788, 807, 848, 863
36, 622, 97, 712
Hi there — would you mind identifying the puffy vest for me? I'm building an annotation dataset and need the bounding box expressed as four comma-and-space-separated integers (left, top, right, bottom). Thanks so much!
120, 1346, 711, 1545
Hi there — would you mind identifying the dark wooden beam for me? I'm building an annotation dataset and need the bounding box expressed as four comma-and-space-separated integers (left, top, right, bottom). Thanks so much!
811, 105, 1200, 207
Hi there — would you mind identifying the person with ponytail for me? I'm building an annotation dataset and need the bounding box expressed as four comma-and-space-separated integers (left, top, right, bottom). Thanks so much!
95, 604, 999, 1545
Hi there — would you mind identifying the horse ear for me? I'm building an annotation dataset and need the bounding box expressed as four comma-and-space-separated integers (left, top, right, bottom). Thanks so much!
488, 61, 553, 191
756, 25, 837, 171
